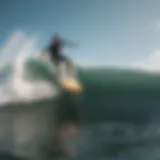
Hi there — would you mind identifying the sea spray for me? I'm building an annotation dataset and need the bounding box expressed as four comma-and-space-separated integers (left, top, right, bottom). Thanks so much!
0, 33, 59, 105
11, 38, 59, 102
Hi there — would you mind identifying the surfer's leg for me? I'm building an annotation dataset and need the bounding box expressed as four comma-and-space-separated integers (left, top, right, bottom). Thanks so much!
59, 55, 74, 75
53, 100, 82, 158
58, 123, 79, 157
49, 54, 57, 65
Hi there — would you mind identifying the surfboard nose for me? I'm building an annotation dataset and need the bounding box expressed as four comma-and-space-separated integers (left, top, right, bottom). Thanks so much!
61, 79, 83, 94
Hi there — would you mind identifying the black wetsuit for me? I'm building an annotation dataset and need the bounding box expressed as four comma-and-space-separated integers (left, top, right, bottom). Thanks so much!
44, 36, 75, 75
47, 41, 67, 66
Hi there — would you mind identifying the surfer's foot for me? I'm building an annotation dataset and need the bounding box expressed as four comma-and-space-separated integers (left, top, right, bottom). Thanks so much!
58, 123, 80, 157
59, 122, 79, 138
64, 146, 78, 157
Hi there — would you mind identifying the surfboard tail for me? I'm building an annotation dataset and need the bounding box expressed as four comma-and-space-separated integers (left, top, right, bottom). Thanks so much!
58, 61, 83, 94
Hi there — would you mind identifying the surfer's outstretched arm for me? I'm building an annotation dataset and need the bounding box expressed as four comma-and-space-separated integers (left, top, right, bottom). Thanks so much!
63, 39, 76, 47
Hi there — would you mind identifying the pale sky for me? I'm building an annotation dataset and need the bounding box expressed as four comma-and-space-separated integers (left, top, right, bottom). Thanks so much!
1, 0, 160, 70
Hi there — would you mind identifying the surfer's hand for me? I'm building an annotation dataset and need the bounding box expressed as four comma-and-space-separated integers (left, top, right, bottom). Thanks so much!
63, 39, 77, 48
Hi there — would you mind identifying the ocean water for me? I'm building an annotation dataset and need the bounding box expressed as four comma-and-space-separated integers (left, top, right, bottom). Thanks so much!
1, 52, 160, 160
1, 30, 160, 160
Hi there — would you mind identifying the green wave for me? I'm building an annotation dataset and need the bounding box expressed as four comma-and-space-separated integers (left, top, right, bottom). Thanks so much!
25, 58, 57, 83
3, 57, 160, 90
1, 58, 160, 124
78, 68, 160, 90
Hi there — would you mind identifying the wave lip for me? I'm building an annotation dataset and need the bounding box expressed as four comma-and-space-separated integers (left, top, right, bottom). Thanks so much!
0, 39, 59, 106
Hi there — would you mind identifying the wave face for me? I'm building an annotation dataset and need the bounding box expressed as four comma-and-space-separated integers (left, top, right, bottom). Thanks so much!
2, 58, 160, 159
66, 68, 160, 160
78, 68, 160, 124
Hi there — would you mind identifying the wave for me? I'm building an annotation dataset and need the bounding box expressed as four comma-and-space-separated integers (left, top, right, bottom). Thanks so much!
1, 51, 160, 107
78, 67, 160, 89
1, 53, 160, 159
0, 54, 59, 106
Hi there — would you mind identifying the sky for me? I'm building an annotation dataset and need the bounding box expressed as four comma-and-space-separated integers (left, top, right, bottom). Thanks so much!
1, 0, 160, 70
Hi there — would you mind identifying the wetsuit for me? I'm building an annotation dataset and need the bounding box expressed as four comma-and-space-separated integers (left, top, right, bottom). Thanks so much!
46, 37, 74, 73
47, 40, 66, 66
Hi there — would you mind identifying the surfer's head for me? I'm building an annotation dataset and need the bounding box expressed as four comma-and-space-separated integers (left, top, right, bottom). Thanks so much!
49, 33, 61, 45
53, 33, 61, 43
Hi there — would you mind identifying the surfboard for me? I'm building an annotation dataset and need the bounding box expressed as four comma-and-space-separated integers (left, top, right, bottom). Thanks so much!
60, 78, 82, 93
39, 54, 83, 94
57, 61, 83, 94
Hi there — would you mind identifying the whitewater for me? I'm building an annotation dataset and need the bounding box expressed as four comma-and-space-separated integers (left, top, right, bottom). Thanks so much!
0, 31, 60, 106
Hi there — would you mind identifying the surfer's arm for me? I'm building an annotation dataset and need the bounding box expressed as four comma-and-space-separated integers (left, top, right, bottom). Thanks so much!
62, 39, 77, 48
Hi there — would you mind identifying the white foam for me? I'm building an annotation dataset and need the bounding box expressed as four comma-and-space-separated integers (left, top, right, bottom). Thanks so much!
0, 31, 59, 106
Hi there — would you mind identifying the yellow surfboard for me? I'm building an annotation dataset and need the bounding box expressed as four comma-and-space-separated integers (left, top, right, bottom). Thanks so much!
60, 78, 83, 94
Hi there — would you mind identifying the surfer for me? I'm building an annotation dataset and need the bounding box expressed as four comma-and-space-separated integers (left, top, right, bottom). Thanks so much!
41, 33, 82, 93
43, 33, 75, 72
